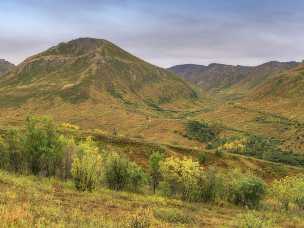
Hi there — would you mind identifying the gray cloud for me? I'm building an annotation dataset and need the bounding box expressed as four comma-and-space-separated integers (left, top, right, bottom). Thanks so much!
1, 0, 304, 67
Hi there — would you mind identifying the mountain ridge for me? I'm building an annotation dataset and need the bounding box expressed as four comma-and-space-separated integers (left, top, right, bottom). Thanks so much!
168, 61, 300, 92
0, 59, 15, 76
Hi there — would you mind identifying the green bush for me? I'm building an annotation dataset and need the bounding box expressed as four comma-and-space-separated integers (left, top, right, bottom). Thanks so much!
103, 153, 146, 192
0, 136, 8, 170
148, 151, 164, 193
0, 117, 70, 177
228, 170, 266, 208
196, 168, 223, 203
71, 138, 103, 191
0, 129, 26, 173
197, 151, 207, 164
186, 121, 219, 143
23, 116, 66, 176
103, 153, 130, 191
128, 162, 147, 192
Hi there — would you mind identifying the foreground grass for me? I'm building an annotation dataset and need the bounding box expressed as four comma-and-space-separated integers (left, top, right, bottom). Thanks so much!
0, 171, 303, 227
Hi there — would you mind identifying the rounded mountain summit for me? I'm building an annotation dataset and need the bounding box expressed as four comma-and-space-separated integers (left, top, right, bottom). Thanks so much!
0, 38, 198, 106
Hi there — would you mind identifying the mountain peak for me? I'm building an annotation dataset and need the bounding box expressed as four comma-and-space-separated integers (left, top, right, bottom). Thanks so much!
0, 59, 15, 76
43, 37, 113, 57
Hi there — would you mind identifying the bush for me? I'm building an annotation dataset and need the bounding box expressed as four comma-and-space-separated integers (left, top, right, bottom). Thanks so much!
0, 129, 26, 173
0, 136, 9, 170
197, 151, 207, 164
270, 175, 304, 210
236, 211, 274, 228
103, 153, 146, 192
148, 151, 164, 193
103, 153, 130, 191
159, 156, 200, 201
128, 162, 147, 192
227, 170, 266, 208
23, 116, 66, 176
59, 137, 78, 180
196, 168, 223, 203
71, 138, 103, 191
186, 121, 219, 143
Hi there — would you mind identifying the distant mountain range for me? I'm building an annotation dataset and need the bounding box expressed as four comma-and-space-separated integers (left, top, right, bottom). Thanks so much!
0, 59, 15, 76
168, 61, 300, 93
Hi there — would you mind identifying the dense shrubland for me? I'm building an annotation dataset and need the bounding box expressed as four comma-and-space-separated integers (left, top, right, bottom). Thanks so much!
215, 135, 304, 167
185, 120, 221, 143
0, 116, 304, 227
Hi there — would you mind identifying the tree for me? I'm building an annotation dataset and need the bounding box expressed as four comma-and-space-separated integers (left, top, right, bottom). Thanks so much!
148, 151, 164, 193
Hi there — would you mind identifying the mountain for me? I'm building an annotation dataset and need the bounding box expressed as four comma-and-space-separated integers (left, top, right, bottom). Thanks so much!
0, 38, 197, 107
251, 63, 304, 100
168, 61, 300, 92
0, 59, 15, 76
0, 38, 199, 141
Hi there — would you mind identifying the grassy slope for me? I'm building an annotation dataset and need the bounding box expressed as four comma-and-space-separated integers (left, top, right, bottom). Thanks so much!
0, 170, 304, 227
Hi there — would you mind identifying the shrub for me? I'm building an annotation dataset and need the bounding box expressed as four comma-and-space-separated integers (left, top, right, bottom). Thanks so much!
59, 137, 78, 180
227, 170, 266, 208
148, 151, 164, 193
293, 176, 304, 210
270, 175, 304, 210
71, 138, 103, 191
23, 116, 66, 176
0, 136, 9, 170
0, 129, 26, 173
186, 121, 219, 143
197, 151, 207, 164
128, 162, 147, 192
159, 156, 200, 201
196, 168, 223, 203
103, 153, 146, 192
103, 153, 130, 191
236, 211, 274, 228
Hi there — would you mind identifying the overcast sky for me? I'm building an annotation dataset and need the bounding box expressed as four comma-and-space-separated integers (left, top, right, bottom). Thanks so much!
1, 0, 304, 67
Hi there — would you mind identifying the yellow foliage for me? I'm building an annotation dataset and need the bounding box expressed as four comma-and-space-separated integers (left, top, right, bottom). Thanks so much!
60, 123, 80, 130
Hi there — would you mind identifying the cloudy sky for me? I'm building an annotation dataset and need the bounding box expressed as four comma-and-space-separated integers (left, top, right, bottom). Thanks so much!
1, 0, 304, 67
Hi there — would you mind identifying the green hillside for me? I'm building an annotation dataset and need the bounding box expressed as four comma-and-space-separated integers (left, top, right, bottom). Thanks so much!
0, 38, 197, 107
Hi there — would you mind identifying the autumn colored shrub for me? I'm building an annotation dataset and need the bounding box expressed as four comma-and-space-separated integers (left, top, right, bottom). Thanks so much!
270, 175, 304, 210
71, 138, 103, 191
